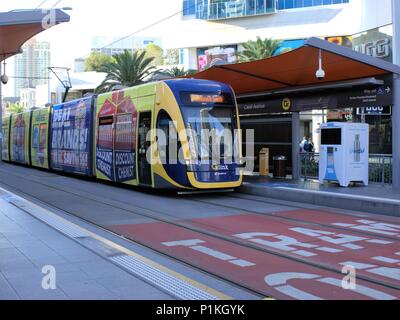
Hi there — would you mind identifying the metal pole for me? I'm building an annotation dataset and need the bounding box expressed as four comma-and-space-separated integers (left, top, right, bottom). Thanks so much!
292, 112, 300, 180
392, 0, 400, 190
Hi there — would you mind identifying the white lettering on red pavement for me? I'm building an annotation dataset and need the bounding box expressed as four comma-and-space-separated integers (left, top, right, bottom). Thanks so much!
162, 239, 255, 268
264, 272, 396, 300
332, 220, 400, 237
109, 221, 400, 300
273, 209, 400, 239
185, 214, 400, 285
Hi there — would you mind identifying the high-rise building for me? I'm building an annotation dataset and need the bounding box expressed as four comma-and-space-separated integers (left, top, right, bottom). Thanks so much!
91, 36, 163, 57
173, 0, 392, 71
171, 0, 394, 157
14, 38, 50, 98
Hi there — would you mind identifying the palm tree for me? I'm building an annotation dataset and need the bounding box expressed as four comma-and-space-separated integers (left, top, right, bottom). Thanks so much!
155, 67, 197, 79
96, 50, 156, 93
238, 37, 282, 62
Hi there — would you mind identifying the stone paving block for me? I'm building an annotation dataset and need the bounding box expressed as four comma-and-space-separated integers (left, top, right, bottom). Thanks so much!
58, 279, 110, 296
110, 285, 172, 300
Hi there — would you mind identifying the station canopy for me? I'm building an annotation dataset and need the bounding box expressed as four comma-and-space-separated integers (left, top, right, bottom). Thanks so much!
0, 9, 70, 61
189, 37, 400, 96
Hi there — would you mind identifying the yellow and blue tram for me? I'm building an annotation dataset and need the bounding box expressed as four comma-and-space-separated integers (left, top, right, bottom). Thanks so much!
1, 79, 243, 190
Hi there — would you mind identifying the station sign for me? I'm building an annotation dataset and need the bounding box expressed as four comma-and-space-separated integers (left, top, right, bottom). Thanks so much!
337, 86, 392, 109
238, 86, 393, 115
356, 106, 392, 116
238, 99, 286, 115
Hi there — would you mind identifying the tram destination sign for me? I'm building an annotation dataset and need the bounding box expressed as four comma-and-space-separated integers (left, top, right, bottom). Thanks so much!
337, 86, 392, 108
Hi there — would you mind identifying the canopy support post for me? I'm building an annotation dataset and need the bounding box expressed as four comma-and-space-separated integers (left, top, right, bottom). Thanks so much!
292, 112, 300, 180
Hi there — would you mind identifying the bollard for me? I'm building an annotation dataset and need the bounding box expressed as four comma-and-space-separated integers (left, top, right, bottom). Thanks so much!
259, 148, 269, 176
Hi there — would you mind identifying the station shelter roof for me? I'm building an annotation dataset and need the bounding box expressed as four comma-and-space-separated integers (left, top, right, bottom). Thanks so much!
0, 9, 70, 61
189, 37, 400, 96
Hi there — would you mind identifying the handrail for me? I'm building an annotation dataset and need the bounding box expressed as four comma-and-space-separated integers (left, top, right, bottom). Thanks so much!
298, 153, 392, 185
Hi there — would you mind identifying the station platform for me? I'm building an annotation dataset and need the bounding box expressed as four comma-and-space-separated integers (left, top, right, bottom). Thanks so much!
0, 188, 175, 300
0, 185, 250, 300
240, 176, 400, 217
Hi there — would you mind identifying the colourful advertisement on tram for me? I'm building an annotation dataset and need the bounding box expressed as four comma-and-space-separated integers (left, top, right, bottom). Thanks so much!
96, 90, 137, 183
50, 97, 93, 175
31, 108, 50, 169
1, 116, 10, 162
10, 112, 31, 165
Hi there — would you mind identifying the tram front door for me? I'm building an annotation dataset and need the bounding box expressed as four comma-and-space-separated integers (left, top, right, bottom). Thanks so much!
138, 112, 152, 186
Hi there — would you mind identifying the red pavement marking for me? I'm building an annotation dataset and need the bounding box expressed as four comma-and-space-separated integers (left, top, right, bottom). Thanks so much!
185, 213, 400, 287
109, 221, 400, 300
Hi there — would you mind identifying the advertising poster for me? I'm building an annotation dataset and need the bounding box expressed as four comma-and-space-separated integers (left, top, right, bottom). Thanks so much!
50, 97, 93, 175
31, 108, 50, 169
326, 36, 353, 48
197, 45, 237, 71
1, 116, 10, 161
96, 91, 137, 183
352, 25, 392, 62
10, 112, 31, 164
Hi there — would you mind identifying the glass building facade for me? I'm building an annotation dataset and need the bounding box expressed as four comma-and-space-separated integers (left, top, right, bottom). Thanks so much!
183, 0, 350, 20
14, 39, 50, 98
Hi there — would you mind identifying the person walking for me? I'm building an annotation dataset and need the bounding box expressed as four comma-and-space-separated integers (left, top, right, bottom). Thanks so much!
307, 138, 315, 153
299, 137, 307, 153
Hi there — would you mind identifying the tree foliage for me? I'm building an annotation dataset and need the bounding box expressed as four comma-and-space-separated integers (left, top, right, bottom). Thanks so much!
238, 37, 282, 62
156, 67, 196, 78
96, 50, 156, 93
164, 49, 180, 66
143, 43, 164, 66
85, 52, 113, 72
7, 103, 24, 114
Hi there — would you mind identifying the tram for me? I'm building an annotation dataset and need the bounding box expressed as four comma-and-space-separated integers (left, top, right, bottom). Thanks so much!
1, 79, 243, 190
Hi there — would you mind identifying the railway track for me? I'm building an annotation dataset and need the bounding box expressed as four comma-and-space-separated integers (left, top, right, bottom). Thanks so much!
1, 165, 399, 299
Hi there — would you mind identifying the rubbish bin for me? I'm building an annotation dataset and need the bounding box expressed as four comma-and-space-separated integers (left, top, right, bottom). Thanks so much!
259, 148, 269, 176
273, 156, 287, 178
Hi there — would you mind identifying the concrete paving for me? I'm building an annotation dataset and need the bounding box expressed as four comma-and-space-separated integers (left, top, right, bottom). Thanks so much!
0, 189, 175, 300
240, 176, 400, 216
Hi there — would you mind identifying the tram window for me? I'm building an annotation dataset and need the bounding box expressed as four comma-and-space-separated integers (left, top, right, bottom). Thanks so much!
157, 111, 178, 164
98, 116, 114, 149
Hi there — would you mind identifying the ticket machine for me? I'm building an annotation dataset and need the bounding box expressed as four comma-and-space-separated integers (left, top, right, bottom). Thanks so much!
319, 122, 369, 187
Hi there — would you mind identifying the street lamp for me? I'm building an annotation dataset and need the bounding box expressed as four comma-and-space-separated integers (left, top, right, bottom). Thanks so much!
1, 58, 8, 85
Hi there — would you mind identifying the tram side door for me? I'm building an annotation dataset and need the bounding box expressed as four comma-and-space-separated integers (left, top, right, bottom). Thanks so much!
138, 112, 152, 186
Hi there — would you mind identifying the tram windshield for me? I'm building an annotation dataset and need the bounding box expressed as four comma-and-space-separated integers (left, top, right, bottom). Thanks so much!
182, 106, 237, 163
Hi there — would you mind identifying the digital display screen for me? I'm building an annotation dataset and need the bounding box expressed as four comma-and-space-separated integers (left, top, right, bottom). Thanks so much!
190, 94, 226, 104
180, 92, 233, 105
321, 128, 342, 145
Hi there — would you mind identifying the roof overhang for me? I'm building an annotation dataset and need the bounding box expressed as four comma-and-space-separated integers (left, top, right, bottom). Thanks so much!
189, 37, 400, 96
0, 9, 70, 61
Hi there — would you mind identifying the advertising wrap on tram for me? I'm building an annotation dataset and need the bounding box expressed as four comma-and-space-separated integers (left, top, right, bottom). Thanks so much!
50, 97, 94, 176
10, 112, 31, 165
31, 108, 50, 169
1, 115, 11, 162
